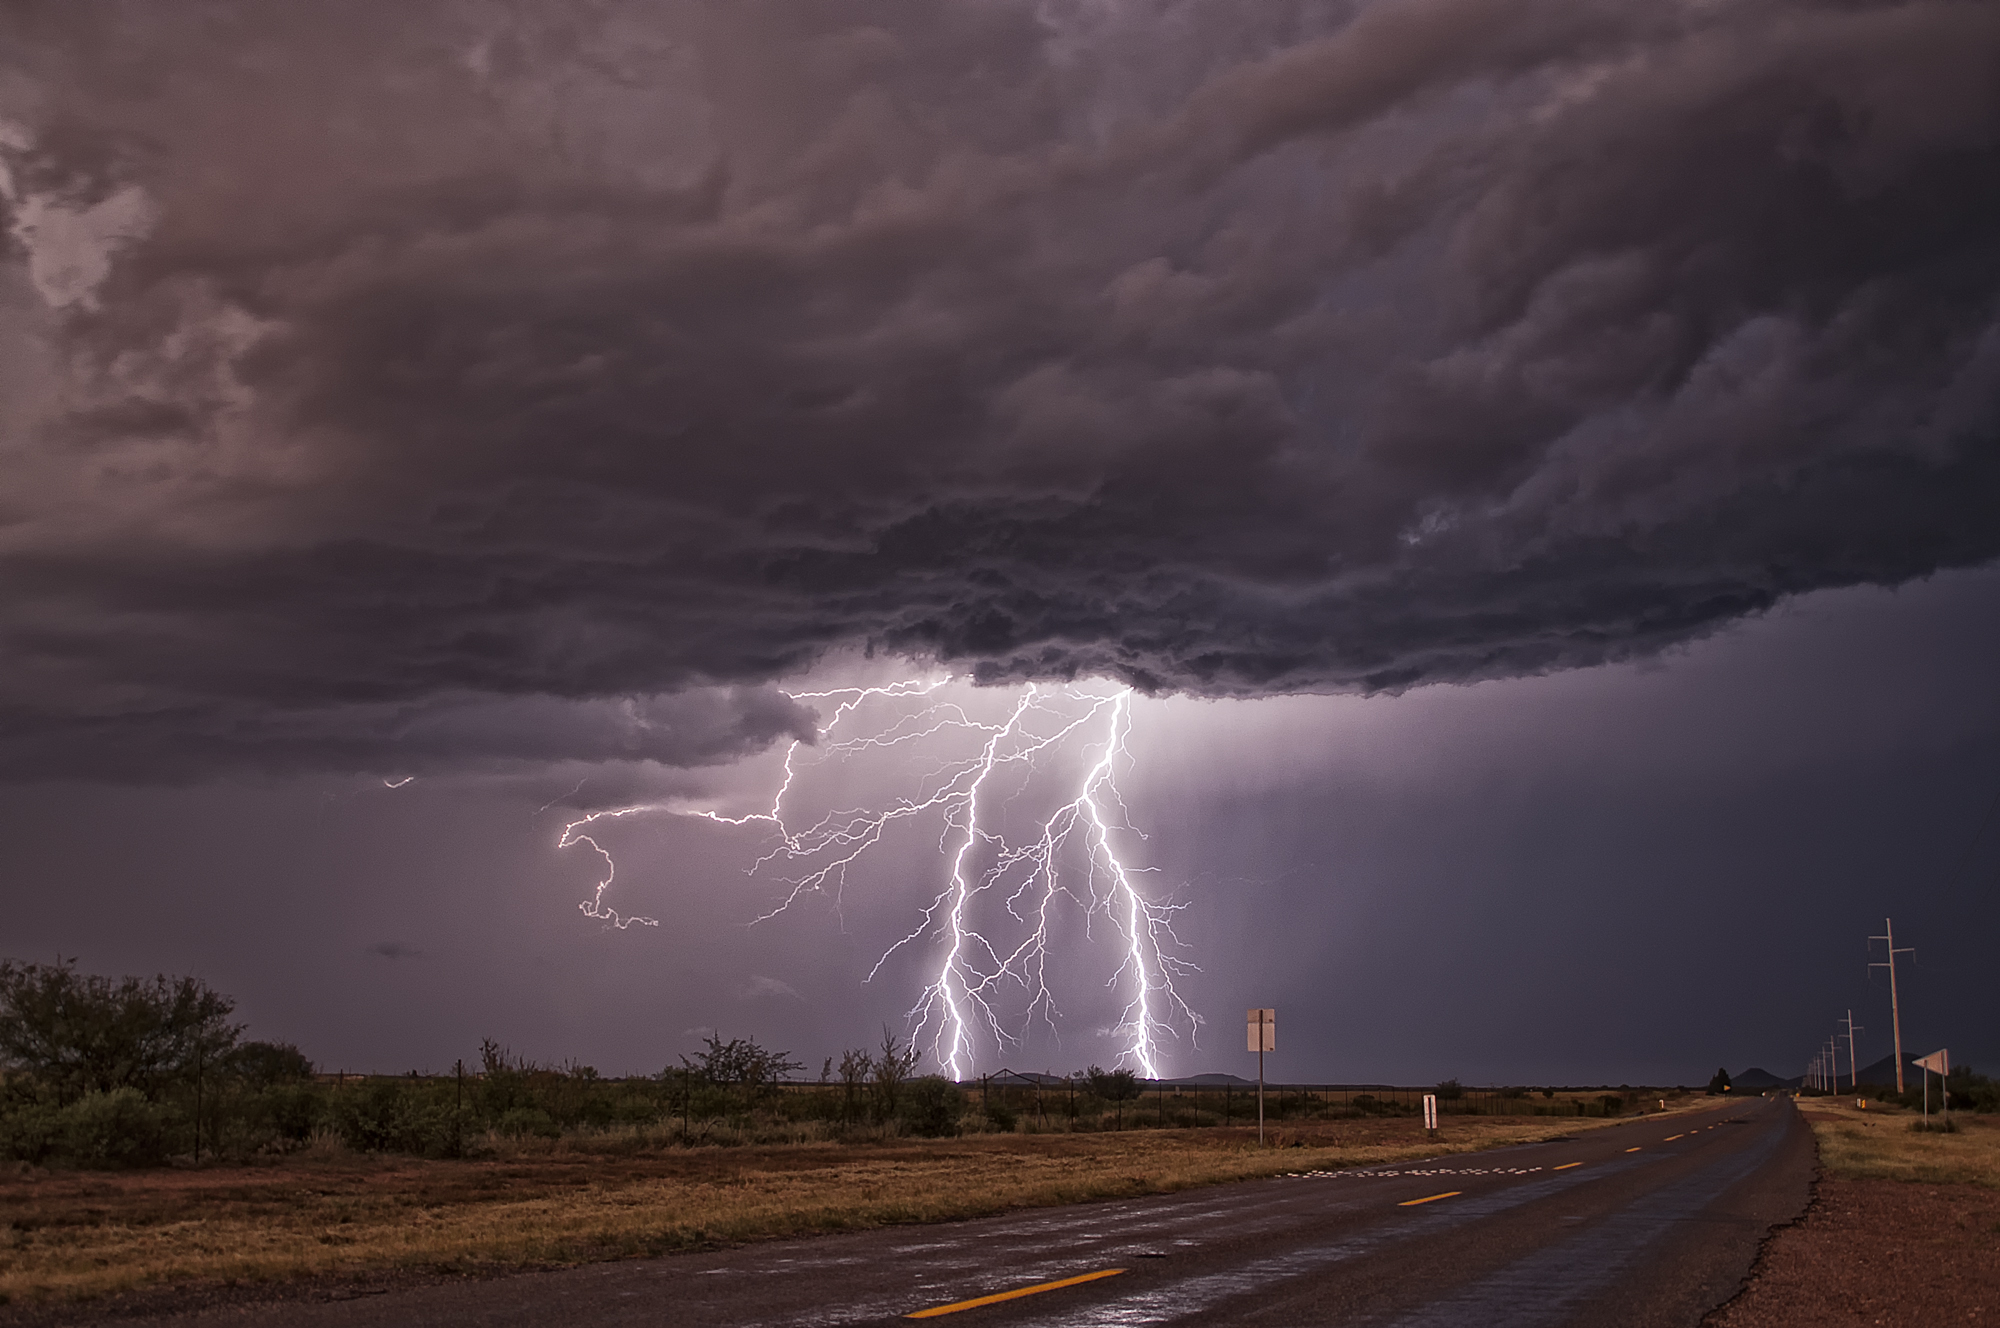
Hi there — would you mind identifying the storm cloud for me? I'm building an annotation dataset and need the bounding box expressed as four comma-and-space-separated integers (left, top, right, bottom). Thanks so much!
3, 0, 1997, 778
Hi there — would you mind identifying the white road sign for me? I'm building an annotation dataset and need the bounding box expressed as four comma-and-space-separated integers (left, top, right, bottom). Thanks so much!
1247, 1008, 1275, 1052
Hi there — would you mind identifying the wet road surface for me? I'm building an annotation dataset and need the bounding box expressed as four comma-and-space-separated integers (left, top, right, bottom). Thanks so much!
131, 1097, 1812, 1328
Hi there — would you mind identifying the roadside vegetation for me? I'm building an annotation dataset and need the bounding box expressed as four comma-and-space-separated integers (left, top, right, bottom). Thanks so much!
1, 961, 1670, 1171
1797, 1092, 2000, 1189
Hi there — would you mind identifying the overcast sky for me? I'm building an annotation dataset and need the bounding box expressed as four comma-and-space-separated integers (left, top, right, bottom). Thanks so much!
3, 0, 1996, 1085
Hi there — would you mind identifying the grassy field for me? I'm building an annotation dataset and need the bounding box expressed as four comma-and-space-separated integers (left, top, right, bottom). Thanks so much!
1797, 1096, 2000, 1188
0, 1109, 1686, 1307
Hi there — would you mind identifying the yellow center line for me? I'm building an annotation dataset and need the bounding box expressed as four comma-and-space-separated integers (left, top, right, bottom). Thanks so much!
906, 1269, 1127, 1319
1398, 1190, 1462, 1207
1664, 1134, 1684, 1141
1625, 1147, 1642, 1152
1554, 1162, 1583, 1171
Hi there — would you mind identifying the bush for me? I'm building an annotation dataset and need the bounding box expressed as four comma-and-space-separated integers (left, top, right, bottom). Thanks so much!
330, 1079, 454, 1155
60, 1089, 176, 1167
0, 1090, 176, 1168
1434, 1079, 1464, 1102
0, 1101, 62, 1164
253, 1082, 326, 1142
229, 1041, 314, 1087
984, 1100, 1019, 1131
902, 1076, 963, 1137
1946, 1067, 1999, 1114
497, 1106, 560, 1138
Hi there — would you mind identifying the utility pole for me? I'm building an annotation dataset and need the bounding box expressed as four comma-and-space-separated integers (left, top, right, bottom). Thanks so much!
1841, 1010, 1864, 1095
1868, 918, 1915, 1093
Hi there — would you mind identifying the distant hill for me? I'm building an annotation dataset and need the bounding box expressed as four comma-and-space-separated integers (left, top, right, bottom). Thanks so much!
983, 1070, 1259, 1087
1853, 1053, 1921, 1088
1157, 1073, 1254, 1086
1731, 1053, 1944, 1093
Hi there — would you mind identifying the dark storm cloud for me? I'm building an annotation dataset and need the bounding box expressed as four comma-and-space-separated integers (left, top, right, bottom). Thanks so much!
2, 0, 1996, 778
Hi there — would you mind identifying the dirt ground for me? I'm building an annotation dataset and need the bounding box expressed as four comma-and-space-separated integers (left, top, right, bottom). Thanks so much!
1708, 1175, 2000, 1327
1709, 1103, 2000, 1327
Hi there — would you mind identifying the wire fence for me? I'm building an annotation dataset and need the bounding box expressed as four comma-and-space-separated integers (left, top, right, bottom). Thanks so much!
767, 1078, 1646, 1126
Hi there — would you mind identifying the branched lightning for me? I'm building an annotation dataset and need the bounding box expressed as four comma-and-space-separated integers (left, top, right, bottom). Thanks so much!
556, 678, 1198, 1075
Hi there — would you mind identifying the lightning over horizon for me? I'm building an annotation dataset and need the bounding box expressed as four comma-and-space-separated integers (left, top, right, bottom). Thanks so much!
557, 679, 1199, 1078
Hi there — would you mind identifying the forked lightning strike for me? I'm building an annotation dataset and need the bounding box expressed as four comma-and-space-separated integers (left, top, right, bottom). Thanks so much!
556, 679, 1198, 1077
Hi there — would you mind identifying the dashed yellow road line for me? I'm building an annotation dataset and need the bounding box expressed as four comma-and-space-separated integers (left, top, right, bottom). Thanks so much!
1398, 1191, 1462, 1207
1554, 1162, 1582, 1171
1664, 1134, 1684, 1141
1625, 1147, 1642, 1153
907, 1269, 1127, 1319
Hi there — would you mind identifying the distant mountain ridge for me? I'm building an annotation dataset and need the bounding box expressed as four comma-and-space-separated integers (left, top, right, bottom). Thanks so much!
1733, 1051, 1946, 1093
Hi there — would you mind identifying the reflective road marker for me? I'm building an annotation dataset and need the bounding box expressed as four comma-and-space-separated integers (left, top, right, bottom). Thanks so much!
907, 1269, 1126, 1318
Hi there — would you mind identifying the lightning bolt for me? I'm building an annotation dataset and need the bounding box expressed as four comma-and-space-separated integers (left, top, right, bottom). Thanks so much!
556, 678, 1198, 1075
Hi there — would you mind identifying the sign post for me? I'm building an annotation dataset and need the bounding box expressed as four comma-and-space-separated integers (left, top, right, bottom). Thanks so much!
1248, 1009, 1275, 1145
1423, 1093, 1438, 1138
1915, 1048, 1950, 1126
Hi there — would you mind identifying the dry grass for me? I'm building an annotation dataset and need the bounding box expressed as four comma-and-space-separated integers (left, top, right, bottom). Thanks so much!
1797, 1098, 2000, 1188
0, 1114, 1645, 1306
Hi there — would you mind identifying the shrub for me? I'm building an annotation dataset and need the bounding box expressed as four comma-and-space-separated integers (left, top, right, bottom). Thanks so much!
64, 1089, 176, 1167
902, 1076, 963, 1137
984, 1100, 1019, 1131
228, 1041, 314, 1087
0, 1101, 62, 1164
0, 1089, 176, 1168
1434, 1079, 1464, 1102
497, 1106, 560, 1138
330, 1079, 453, 1155
1946, 1067, 1999, 1114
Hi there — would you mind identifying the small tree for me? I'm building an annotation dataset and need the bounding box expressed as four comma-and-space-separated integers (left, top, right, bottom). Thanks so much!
1086, 1065, 1141, 1128
1708, 1067, 1732, 1095
679, 1033, 804, 1096
903, 1076, 964, 1137
837, 1046, 875, 1123
227, 1041, 314, 1087
872, 1027, 921, 1122
0, 959, 241, 1104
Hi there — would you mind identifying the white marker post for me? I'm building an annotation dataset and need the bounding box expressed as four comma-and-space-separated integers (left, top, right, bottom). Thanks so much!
1248, 1008, 1275, 1145
1423, 1093, 1438, 1138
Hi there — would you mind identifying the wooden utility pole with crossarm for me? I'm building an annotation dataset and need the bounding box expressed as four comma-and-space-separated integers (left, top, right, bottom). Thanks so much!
1869, 918, 1915, 1093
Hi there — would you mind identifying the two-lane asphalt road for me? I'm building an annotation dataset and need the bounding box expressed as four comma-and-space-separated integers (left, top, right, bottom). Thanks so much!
133, 1098, 1813, 1328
